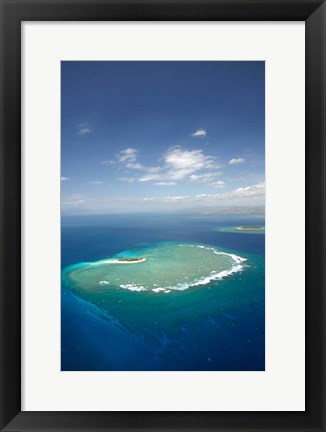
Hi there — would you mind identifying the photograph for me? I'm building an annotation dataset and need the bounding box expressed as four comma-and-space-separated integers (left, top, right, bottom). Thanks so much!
1, 0, 325, 428
61, 61, 265, 371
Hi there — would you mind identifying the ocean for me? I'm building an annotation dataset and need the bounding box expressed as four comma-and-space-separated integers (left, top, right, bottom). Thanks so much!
61, 213, 265, 371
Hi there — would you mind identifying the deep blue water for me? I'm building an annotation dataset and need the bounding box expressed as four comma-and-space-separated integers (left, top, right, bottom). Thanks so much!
61, 213, 265, 371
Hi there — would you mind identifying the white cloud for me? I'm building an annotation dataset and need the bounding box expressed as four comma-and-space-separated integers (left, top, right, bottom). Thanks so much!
163, 195, 190, 202
126, 162, 143, 170
118, 148, 138, 163
162, 148, 217, 180
137, 148, 219, 183
210, 180, 225, 188
232, 181, 264, 196
142, 181, 265, 206
191, 129, 207, 137
101, 160, 115, 165
126, 162, 160, 172
229, 158, 245, 165
62, 200, 85, 205
116, 177, 136, 183
90, 180, 104, 184
210, 181, 265, 200
139, 173, 161, 182
78, 127, 91, 135
114, 146, 220, 185
61, 193, 86, 206
144, 195, 190, 202
115, 149, 160, 174
61, 176, 70, 181
153, 181, 176, 186
190, 171, 221, 183
115, 148, 143, 176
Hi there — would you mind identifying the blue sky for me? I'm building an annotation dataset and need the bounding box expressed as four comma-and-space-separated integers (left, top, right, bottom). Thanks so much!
61, 61, 265, 214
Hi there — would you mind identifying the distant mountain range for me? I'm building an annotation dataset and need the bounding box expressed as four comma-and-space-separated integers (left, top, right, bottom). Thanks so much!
195, 207, 265, 215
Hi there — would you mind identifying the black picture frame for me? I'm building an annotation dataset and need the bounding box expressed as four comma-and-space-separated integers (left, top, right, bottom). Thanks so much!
0, 0, 325, 431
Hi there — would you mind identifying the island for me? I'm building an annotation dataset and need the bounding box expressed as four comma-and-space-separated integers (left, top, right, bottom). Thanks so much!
236, 226, 264, 231
117, 257, 145, 262
101, 257, 147, 264
215, 225, 264, 234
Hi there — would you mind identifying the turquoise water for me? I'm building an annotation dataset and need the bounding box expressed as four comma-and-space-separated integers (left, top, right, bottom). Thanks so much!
61, 214, 265, 371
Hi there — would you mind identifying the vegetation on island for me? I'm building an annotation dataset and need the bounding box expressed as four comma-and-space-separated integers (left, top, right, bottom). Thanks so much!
117, 257, 144, 262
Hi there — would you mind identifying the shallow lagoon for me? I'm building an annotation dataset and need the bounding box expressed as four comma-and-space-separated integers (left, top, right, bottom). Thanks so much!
64, 242, 246, 294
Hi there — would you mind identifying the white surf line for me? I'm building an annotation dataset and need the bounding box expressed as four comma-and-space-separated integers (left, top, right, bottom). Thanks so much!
191, 264, 244, 287
178, 243, 247, 265
152, 288, 167, 293
120, 283, 147, 292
